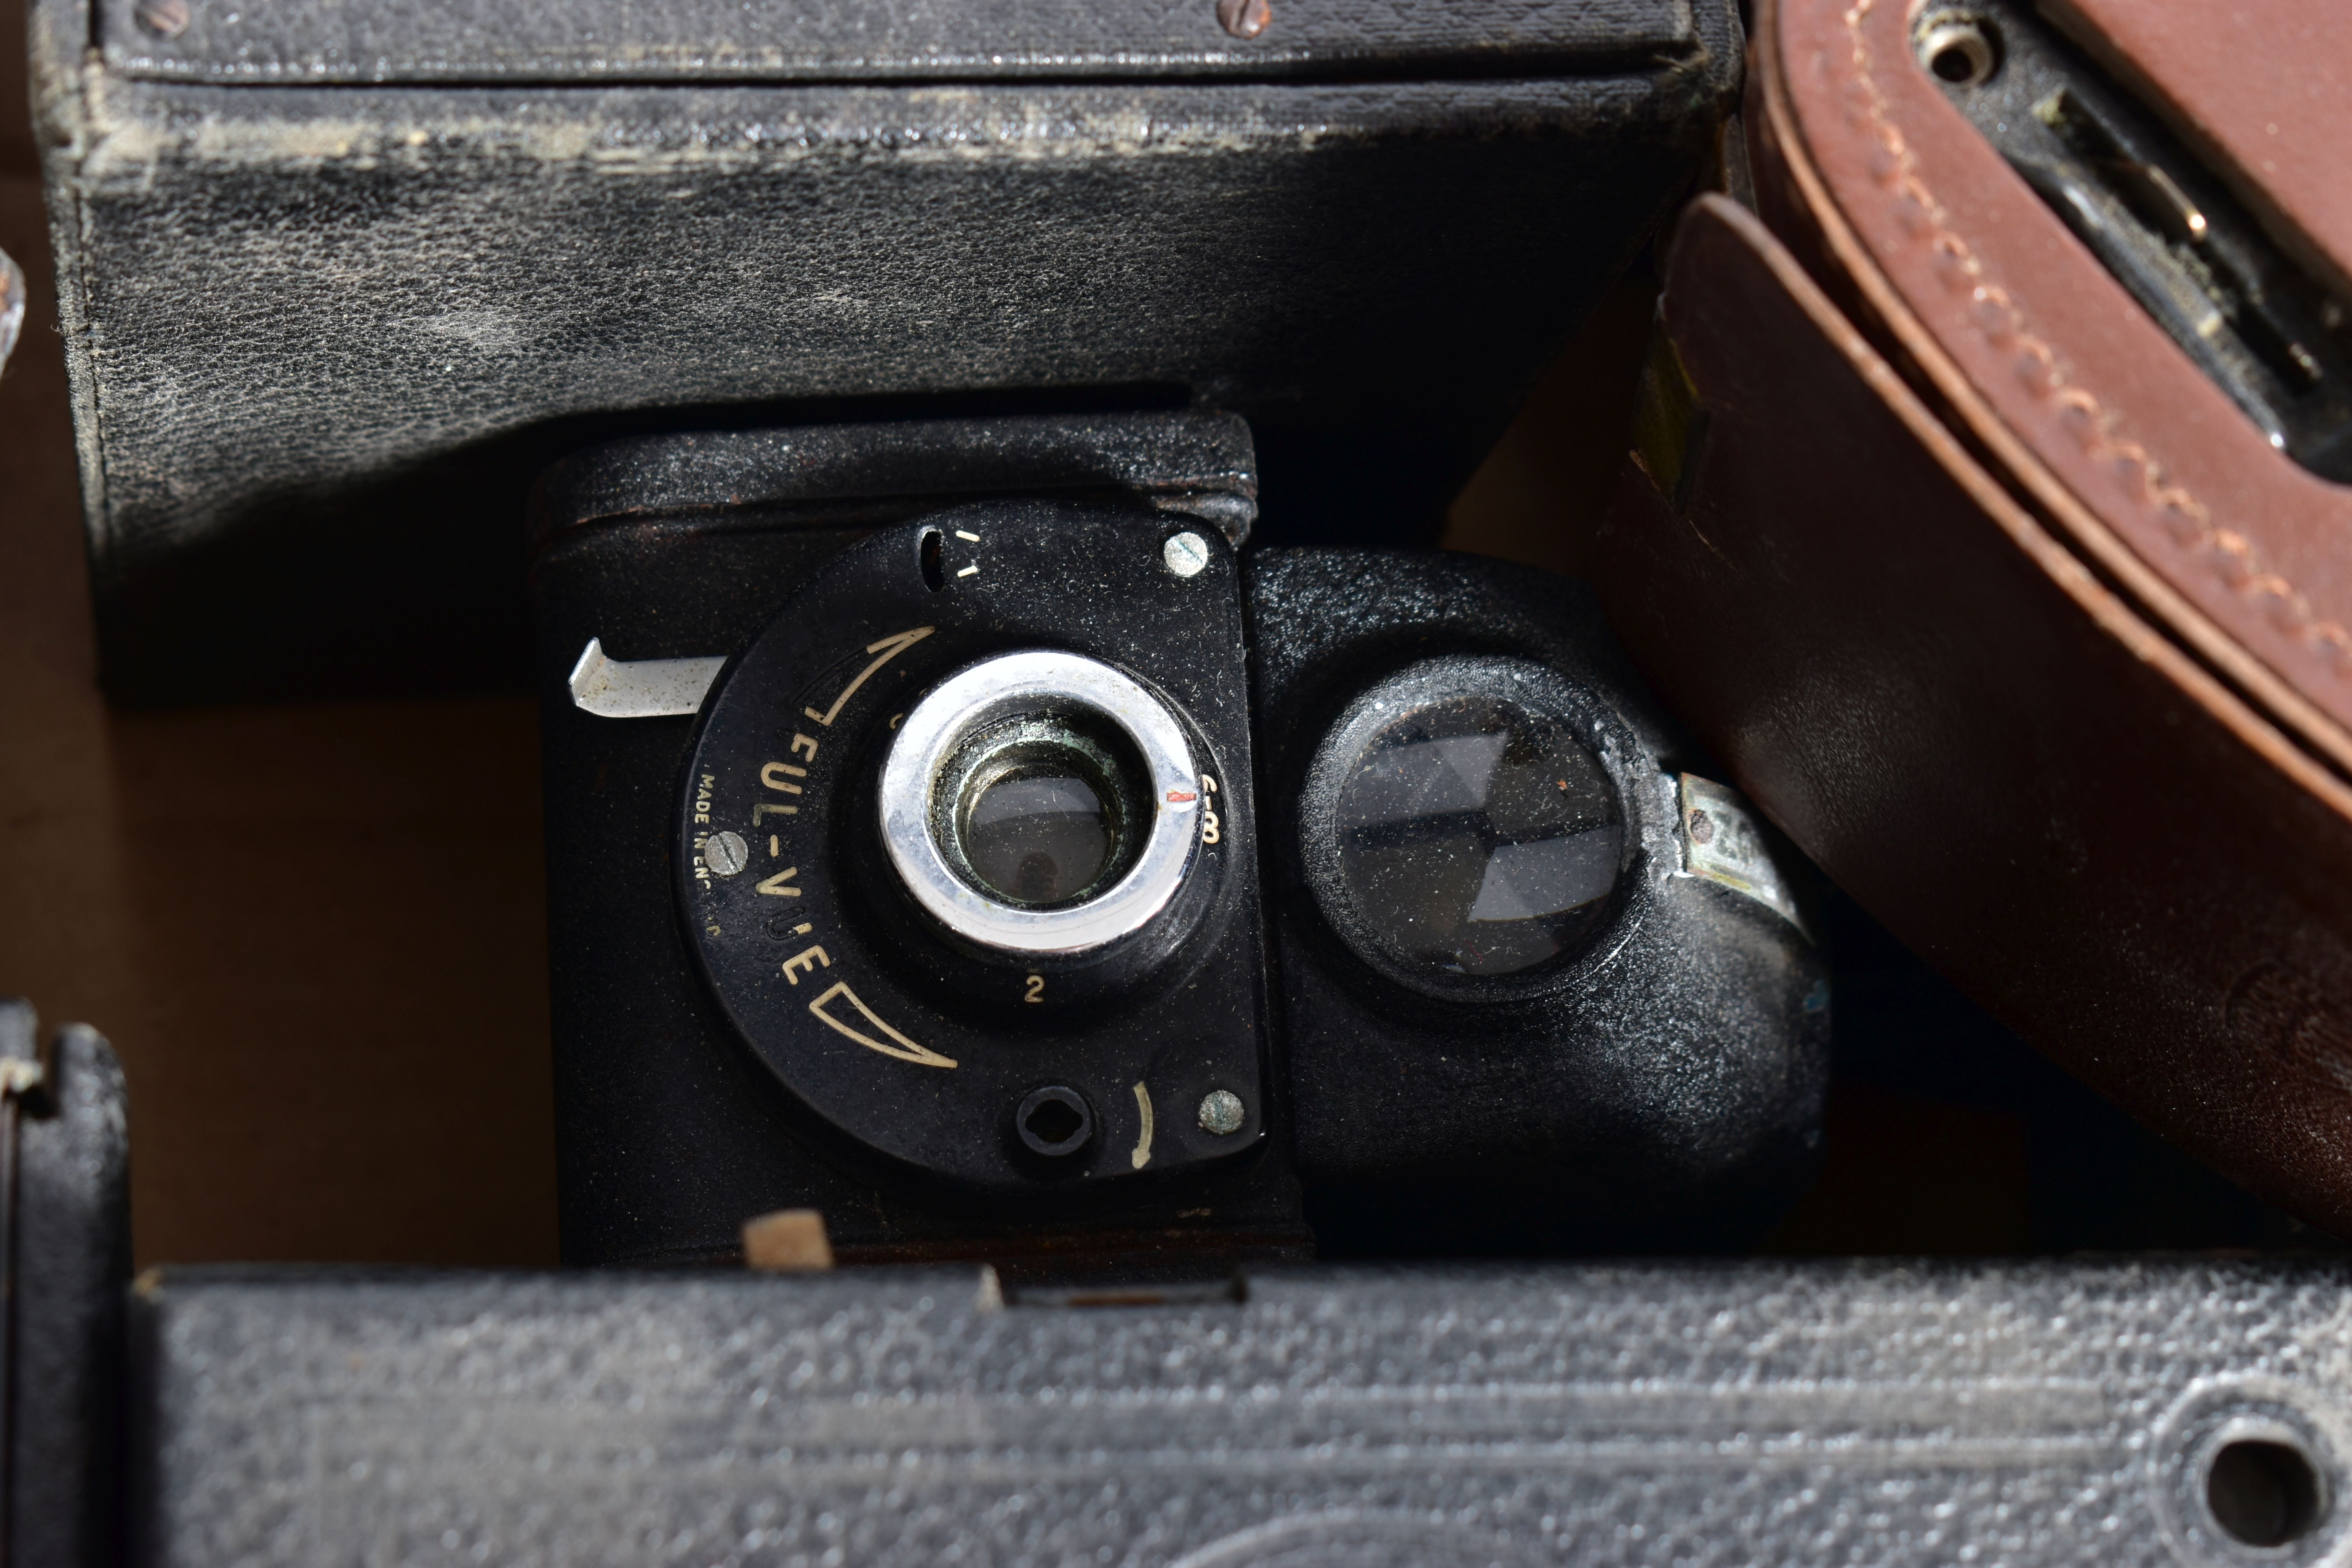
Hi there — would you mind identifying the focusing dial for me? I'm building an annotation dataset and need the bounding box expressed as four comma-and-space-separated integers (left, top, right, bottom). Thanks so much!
676, 505, 1268, 1199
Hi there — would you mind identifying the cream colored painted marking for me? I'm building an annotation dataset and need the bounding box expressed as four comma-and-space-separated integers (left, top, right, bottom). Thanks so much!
1130, 1082, 1155, 1171
803, 627, 934, 728
808, 983, 957, 1069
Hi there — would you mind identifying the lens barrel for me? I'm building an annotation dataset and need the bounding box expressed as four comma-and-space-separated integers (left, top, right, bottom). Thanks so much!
879, 650, 1204, 956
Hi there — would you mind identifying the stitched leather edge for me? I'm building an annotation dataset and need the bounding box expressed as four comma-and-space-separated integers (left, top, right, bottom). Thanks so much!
1836, 0, 2352, 681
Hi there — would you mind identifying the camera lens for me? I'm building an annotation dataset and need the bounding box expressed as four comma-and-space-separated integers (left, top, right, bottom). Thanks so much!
944, 713, 1145, 909
1304, 659, 1625, 985
963, 758, 1111, 904
880, 650, 1203, 955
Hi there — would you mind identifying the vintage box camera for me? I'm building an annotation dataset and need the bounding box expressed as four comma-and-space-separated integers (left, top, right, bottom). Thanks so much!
531, 414, 1828, 1270
30, 0, 1743, 706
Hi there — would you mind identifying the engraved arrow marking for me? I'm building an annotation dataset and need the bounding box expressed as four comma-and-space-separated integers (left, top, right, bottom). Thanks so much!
808, 982, 957, 1069
804, 626, 934, 728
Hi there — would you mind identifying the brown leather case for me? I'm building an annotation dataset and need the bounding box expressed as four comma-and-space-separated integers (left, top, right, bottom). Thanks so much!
1592, 0, 2352, 1229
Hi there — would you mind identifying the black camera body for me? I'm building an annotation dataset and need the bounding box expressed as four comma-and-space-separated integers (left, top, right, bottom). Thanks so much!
532, 415, 1828, 1270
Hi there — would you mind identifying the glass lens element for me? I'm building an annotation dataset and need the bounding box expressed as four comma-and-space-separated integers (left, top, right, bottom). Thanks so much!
937, 710, 1147, 912
1333, 695, 1621, 975
961, 764, 1112, 906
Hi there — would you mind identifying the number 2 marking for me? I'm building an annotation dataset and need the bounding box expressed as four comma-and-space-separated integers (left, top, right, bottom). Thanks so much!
1025, 973, 1044, 1004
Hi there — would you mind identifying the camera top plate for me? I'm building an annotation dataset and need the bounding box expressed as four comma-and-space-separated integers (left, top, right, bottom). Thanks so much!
675, 505, 1271, 1200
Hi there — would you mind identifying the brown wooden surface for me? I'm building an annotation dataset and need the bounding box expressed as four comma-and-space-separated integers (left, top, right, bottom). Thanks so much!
0, 0, 558, 1263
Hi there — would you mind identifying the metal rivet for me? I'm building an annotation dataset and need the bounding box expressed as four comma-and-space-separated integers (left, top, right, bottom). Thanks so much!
134, 0, 191, 39
705, 830, 749, 877
1163, 532, 1211, 578
1198, 1089, 1245, 1135
1215, 0, 1272, 39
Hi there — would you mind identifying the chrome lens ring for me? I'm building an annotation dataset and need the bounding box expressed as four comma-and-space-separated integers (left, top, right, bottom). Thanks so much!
879, 650, 1201, 955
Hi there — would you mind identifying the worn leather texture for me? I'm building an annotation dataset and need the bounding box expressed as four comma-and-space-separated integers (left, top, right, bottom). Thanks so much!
33, 0, 1739, 705
98, 0, 1700, 83
1596, 195, 2352, 1234
1748, 0, 2352, 775
1584, 0, 2352, 1228
2044, 0, 2352, 302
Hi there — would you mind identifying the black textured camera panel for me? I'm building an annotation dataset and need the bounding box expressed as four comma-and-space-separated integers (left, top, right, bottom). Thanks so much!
0, 1005, 130, 1568
1245, 551, 1830, 1254
135, 1259, 2352, 1568
99, 0, 1700, 83
534, 521, 889, 1267
530, 414, 1262, 549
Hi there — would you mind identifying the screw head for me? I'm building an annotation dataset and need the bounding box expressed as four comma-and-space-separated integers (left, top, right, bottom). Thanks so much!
1163, 532, 1211, 578
1198, 1089, 1245, 1135
705, 830, 749, 877
134, 0, 191, 38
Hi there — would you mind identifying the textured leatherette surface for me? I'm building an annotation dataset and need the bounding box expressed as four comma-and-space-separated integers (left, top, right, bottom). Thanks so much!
96, 0, 1701, 83
137, 1260, 2352, 1566
32, 0, 1738, 703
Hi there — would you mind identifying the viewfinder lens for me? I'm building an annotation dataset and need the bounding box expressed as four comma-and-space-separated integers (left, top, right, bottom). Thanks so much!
1330, 692, 1621, 976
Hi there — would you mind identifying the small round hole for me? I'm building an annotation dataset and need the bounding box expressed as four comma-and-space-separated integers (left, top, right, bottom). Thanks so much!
1915, 14, 2000, 88
920, 529, 945, 593
1016, 1086, 1093, 1157
2209, 1438, 2327, 1548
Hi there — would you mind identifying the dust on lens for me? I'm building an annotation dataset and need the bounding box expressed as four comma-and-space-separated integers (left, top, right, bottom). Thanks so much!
938, 713, 1148, 910
1333, 695, 1621, 975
